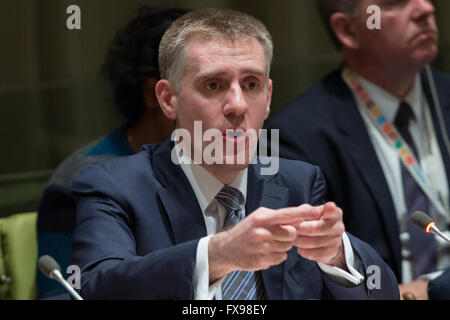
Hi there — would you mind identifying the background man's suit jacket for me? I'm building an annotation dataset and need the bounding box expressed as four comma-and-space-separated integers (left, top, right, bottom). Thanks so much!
70, 140, 399, 299
266, 68, 450, 282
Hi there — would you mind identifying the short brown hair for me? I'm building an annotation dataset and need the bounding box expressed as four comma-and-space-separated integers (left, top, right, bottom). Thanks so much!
316, 0, 362, 49
158, 8, 273, 91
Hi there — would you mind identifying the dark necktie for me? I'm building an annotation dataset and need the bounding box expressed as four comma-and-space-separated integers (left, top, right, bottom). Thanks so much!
215, 186, 265, 300
394, 101, 437, 278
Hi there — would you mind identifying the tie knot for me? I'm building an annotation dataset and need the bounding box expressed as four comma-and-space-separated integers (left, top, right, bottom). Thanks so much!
215, 186, 244, 212
395, 102, 416, 130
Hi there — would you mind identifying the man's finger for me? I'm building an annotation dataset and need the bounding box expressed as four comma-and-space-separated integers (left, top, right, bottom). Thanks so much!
296, 220, 345, 237
296, 245, 340, 264
262, 240, 294, 253
320, 202, 341, 220
294, 234, 342, 249
268, 224, 297, 241
262, 205, 321, 226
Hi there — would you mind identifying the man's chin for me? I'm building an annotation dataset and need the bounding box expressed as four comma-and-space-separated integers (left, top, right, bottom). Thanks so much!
414, 35, 438, 57
219, 158, 250, 171
416, 47, 438, 67
405, 43, 438, 71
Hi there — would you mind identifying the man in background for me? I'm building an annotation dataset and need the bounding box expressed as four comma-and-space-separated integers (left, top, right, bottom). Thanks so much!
266, 0, 450, 299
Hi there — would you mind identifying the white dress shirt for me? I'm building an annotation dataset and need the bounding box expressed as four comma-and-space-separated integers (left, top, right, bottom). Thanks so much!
344, 70, 450, 283
174, 146, 364, 300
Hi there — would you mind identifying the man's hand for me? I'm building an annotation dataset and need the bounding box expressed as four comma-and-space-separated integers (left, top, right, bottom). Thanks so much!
294, 202, 347, 270
208, 205, 321, 282
399, 279, 429, 300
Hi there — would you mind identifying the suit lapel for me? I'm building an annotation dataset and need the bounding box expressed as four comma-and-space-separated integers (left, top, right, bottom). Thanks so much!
151, 141, 207, 244
331, 73, 402, 270
421, 70, 450, 206
245, 164, 290, 214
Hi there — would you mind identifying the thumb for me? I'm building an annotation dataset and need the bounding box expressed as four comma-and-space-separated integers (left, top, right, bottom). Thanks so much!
320, 202, 337, 220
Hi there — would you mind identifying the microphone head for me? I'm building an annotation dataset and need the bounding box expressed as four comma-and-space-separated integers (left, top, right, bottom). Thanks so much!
411, 211, 435, 233
38, 255, 61, 278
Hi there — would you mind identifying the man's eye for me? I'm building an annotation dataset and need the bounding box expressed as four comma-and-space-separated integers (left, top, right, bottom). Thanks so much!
246, 82, 259, 90
206, 82, 219, 90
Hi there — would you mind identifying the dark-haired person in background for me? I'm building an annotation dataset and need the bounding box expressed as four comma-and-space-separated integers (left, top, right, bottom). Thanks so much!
36, 7, 188, 298
266, 0, 450, 299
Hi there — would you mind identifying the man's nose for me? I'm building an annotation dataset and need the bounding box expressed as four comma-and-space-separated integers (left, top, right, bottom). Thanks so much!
223, 83, 248, 118
411, 0, 435, 21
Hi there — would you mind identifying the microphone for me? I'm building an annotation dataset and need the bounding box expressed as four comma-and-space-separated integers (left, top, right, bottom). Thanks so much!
411, 211, 450, 243
38, 255, 83, 300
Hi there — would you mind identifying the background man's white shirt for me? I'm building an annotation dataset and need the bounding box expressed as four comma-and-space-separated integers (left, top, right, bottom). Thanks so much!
346, 70, 450, 283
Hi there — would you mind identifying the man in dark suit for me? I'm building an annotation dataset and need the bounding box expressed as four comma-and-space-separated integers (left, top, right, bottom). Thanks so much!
266, 0, 450, 299
70, 8, 399, 300
36, 7, 188, 298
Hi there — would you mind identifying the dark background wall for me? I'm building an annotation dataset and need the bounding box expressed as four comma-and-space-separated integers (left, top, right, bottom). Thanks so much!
0, 0, 449, 217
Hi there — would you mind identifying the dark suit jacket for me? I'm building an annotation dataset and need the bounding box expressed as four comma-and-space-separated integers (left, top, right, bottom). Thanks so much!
266, 68, 450, 281
429, 268, 450, 300
70, 140, 399, 300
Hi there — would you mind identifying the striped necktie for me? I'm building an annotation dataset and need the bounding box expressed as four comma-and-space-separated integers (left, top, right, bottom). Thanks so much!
395, 102, 437, 277
215, 186, 265, 300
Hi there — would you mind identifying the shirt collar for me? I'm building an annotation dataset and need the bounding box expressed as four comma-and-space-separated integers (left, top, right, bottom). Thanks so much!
404, 75, 423, 122
356, 72, 423, 124
175, 144, 248, 213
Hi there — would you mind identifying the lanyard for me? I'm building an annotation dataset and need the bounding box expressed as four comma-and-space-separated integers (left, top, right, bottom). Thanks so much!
342, 67, 448, 219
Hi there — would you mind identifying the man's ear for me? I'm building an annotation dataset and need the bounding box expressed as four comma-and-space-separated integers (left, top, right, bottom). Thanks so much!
264, 79, 273, 120
155, 79, 177, 120
330, 12, 361, 50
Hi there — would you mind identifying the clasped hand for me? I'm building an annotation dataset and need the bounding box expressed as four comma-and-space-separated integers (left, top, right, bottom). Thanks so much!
209, 202, 346, 282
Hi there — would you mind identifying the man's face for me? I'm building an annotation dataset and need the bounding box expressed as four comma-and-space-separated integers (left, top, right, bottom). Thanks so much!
170, 36, 272, 171
356, 0, 438, 69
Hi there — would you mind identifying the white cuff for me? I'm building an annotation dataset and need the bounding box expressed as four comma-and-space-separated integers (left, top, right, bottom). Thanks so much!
193, 235, 224, 300
418, 270, 444, 281
317, 233, 365, 286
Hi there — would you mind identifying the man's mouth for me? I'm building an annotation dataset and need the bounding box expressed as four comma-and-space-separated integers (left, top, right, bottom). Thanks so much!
222, 128, 248, 145
412, 29, 438, 43
226, 130, 245, 138
223, 127, 246, 137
